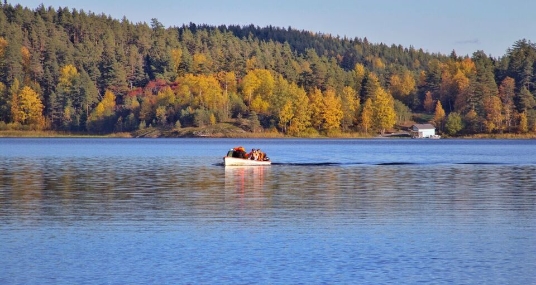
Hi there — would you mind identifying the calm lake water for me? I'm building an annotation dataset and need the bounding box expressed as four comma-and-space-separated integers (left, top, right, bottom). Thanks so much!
1, 138, 535, 284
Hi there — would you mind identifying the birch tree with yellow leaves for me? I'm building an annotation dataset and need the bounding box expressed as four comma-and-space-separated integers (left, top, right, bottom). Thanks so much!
360, 98, 373, 134
372, 87, 396, 135
11, 86, 45, 129
340, 86, 359, 132
286, 83, 311, 136
308, 88, 324, 131
240, 69, 274, 115
322, 89, 343, 134
87, 90, 116, 132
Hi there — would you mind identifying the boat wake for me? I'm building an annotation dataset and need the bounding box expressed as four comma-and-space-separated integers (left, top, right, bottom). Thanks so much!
217, 161, 519, 167
271, 162, 346, 166
272, 162, 420, 166
267, 162, 516, 166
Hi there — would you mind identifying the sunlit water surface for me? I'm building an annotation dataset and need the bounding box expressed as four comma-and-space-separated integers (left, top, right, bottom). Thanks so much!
1, 138, 535, 284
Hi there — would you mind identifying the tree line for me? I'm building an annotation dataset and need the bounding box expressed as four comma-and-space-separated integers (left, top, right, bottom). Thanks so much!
0, 3, 535, 136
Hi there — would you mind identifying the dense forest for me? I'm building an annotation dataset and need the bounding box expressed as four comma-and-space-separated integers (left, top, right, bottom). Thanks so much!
1, 3, 536, 136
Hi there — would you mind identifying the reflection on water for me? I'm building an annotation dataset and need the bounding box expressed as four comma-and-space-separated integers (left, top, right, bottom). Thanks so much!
1, 139, 536, 284
225, 166, 269, 194
2, 158, 535, 226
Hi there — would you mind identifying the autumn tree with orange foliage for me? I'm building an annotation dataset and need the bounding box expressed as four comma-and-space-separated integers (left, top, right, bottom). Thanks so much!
433, 101, 446, 132
423, 91, 435, 113
483, 95, 503, 133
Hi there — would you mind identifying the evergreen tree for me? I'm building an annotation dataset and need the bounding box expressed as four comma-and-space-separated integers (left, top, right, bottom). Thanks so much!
516, 86, 536, 113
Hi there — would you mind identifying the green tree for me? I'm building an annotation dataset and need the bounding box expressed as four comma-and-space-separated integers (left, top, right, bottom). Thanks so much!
445, 112, 463, 136
248, 111, 261, 132
516, 86, 535, 112
0, 82, 7, 122
100, 32, 128, 93
362, 72, 381, 100
394, 100, 412, 125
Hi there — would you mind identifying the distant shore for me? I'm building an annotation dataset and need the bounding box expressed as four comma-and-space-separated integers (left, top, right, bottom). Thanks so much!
1, 128, 535, 139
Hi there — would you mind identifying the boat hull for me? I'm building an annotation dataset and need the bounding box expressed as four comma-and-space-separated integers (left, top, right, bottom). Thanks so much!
224, 156, 271, 166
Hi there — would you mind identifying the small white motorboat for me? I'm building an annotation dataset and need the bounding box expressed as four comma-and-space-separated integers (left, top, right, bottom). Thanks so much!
223, 147, 271, 166
224, 156, 271, 166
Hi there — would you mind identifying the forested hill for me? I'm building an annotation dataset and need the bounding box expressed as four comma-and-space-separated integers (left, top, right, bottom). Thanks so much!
1, 3, 536, 136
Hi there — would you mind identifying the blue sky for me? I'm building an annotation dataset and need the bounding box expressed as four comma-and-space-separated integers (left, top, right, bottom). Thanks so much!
12, 0, 536, 58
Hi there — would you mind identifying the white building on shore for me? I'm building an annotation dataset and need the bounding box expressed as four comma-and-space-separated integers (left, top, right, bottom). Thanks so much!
410, 124, 438, 138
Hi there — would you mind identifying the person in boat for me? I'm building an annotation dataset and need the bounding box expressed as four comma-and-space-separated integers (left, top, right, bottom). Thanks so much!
247, 148, 255, 160
252, 149, 260, 160
257, 149, 265, 161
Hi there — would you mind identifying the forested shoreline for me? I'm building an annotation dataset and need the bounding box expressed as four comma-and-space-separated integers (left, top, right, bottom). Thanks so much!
1, 3, 536, 137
